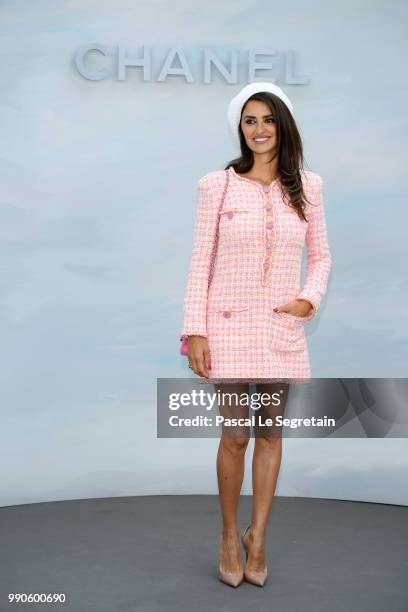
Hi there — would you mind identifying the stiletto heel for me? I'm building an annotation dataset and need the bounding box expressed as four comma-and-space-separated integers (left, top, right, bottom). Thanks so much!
241, 524, 268, 587
241, 524, 251, 562
218, 534, 244, 587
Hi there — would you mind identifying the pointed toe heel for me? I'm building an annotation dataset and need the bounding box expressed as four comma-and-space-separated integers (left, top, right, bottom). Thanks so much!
218, 568, 244, 587
244, 568, 268, 587
218, 533, 244, 587
241, 524, 268, 587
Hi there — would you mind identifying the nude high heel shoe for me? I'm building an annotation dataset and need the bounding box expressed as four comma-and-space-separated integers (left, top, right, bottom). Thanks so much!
241, 525, 268, 587
218, 534, 244, 587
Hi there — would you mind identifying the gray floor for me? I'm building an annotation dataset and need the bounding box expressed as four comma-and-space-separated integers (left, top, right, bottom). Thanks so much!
1, 495, 407, 612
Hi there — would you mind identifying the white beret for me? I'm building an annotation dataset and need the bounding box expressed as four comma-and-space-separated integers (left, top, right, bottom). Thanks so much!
227, 81, 294, 146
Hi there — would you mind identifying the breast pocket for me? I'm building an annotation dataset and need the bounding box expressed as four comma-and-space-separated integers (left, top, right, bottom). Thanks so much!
218, 207, 254, 241
268, 310, 305, 353
206, 299, 250, 351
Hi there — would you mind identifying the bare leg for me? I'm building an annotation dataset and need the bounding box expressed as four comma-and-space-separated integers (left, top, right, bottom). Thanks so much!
215, 382, 250, 573
244, 382, 290, 573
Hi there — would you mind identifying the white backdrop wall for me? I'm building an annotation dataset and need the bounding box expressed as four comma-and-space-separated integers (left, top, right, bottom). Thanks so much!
1, 0, 407, 507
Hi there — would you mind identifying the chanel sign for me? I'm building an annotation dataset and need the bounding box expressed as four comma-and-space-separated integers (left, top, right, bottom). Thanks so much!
74, 45, 309, 84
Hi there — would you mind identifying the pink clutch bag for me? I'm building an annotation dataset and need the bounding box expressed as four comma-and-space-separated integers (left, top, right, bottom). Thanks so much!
180, 336, 189, 356
180, 169, 230, 357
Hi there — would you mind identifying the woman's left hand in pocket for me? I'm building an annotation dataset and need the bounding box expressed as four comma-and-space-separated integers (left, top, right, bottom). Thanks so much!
273, 299, 313, 318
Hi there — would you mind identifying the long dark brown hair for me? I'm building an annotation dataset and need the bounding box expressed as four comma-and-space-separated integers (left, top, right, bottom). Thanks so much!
225, 92, 312, 222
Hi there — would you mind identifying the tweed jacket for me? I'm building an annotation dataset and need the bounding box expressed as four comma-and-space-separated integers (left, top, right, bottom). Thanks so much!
180, 166, 332, 382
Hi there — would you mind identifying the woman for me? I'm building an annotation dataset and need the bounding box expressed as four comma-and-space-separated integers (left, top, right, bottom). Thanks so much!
180, 82, 332, 587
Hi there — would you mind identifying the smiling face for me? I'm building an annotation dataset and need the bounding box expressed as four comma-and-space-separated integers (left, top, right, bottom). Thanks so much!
240, 99, 278, 156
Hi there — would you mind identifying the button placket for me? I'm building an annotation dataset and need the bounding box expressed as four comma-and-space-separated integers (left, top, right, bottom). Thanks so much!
228, 167, 278, 287
261, 188, 275, 286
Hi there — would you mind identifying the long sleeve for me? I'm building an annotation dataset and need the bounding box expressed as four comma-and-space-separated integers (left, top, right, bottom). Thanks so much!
296, 175, 332, 321
180, 175, 221, 339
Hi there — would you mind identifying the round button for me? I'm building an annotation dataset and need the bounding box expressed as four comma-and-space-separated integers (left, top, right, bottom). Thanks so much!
227, 212, 234, 219
266, 242, 272, 249
266, 222, 273, 229
223, 310, 231, 318
264, 204, 272, 210
263, 185, 271, 193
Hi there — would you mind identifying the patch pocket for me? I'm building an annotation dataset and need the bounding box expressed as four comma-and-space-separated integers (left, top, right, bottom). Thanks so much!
218, 207, 253, 241
269, 310, 305, 353
218, 207, 251, 229
207, 301, 250, 351
219, 207, 250, 220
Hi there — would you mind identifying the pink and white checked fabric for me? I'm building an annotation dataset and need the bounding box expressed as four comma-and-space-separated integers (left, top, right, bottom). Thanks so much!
180, 166, 332, 384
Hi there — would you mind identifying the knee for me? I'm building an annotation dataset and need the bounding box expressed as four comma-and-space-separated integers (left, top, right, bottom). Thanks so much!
255, 435, 281, 450
221, 436, 250, 454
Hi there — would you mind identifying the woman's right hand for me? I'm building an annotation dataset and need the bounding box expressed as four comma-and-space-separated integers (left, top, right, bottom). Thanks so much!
187, 336, 211, 378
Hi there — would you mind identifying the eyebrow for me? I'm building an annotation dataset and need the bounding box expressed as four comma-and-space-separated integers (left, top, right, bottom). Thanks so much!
242, 114, 274, 119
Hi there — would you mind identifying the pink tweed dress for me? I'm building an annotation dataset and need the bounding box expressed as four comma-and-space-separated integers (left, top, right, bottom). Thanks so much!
180, 166, 332, 384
